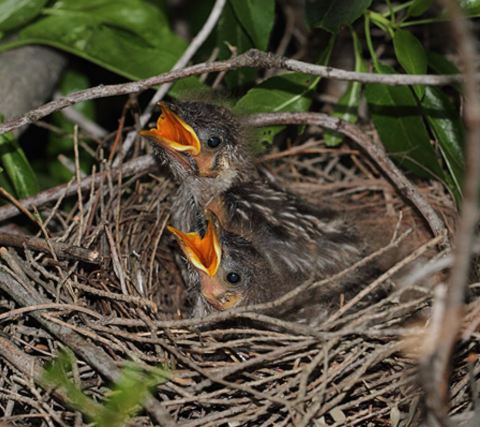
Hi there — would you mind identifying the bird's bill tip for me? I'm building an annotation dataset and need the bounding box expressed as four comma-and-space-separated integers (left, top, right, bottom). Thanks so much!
139, 102, 201, 156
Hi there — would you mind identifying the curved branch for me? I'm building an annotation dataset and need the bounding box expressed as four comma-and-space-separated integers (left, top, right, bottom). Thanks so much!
246, 112, 448, 241
0, 49, 462, 136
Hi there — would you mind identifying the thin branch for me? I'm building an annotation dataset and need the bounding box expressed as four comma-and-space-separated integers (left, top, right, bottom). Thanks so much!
116, 0, 227, 161
0, 49, 462, 136
420, 0, 480, 424
246, 112, 448, 240
0, 232, 101, 264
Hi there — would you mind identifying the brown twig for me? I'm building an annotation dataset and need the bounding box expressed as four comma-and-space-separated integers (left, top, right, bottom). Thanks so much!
0, 263, 176, 426
0, 154, 156, 223
0, 231, 101, 264
420, 1, 480, 425
246, 112, 448, 240
0, 49, 462, 136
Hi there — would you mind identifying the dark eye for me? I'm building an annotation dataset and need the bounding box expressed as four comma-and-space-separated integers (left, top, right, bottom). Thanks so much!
226, 272, 241, 284
207, 136, 222, 148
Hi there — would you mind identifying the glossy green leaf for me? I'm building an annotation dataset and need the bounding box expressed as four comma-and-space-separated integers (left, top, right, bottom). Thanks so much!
0, 0, 47, 32
325, 31, 365, 147
0, 131, 39, 198
427, 51, 461, 92
408, 0, 433, 17
234, 37, 335, 150
230, 0, 275, 50
0, 14, 200, 95
235, 73, 317, 150
365, 63, 445, 180
421, 86, 465, 202
306, 0, 372, 33
459, 0, 480, 16
48, 0, 168, 47
217, 1, 256, 88
393, 29, 427, 98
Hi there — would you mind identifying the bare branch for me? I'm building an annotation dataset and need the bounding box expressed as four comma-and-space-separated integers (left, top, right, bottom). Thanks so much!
0, 49, 462, 136
246, 112, 448, 241
420, 0, 480, 424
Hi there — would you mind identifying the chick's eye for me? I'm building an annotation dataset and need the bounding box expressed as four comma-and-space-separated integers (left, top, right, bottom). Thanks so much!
207, 136, 222, 148
226, 272, 241, 284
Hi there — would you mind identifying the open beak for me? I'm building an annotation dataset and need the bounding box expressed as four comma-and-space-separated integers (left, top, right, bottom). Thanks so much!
167, 221, 221, 276
139, 102, 201, 156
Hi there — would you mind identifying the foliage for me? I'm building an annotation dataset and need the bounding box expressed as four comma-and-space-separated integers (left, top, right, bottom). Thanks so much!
0, 0, 477, 202
43, 349, 169, 427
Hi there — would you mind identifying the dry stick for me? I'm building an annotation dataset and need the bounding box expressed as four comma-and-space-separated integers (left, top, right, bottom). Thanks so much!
420, 1, 480, 425
0, 154, 156, 223
0, 302, 102, 322
0, 232, 101, 264
246, 112, 447, 240
0, 49, 462, 136
0, 267, 177, 427
116, 0, 227, 162
325, 232, 446, 325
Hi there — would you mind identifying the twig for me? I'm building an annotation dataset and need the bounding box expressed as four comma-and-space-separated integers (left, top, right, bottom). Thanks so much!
0, 154, 156, 223
0, 303, 101, 322
116, 0, 227, 161
324, 232, 446, 325
420, 1, 480, 424
0, 49, 463, 136
0, 267, 177, 426
246, 112, 448, 240
0, 231, 101, 264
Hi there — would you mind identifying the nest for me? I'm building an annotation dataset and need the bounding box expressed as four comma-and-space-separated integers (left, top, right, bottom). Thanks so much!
0, 127, 477, 427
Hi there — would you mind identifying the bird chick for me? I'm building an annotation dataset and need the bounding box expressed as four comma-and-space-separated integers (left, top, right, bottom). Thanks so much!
142, 101, 366, 284
167, 219, 289, 317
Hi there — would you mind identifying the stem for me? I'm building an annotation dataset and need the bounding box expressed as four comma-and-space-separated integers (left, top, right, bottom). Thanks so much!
400, 17, 448, 27
364, 14, 380, 72
382, 1, 413, 17
368, 10, 396, 37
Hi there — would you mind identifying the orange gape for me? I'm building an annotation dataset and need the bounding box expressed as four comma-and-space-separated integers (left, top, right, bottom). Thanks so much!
167, 221, 221, 277
140, 102, 201, 155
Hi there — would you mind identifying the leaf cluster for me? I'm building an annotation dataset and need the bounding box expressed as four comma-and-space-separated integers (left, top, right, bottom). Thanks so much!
0, 0, 478, 203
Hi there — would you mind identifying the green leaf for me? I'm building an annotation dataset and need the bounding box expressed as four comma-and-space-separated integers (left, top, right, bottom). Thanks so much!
96, 363, 168, 427
43, 349, 101, 419
325, 30, 365, 147
427, 51, 461, 92
0, 14, 200, 95
235, 73, 317, 150
43, 350, 169, 427
408, 0, 434, 17
306, 0, 372, 33
0, 0, 47, 32
47, 0, 169, 47
393, 29, 427, 98
234, 37, 335, 150
365, 63, 445, 180
421, 87, 465, 203
0, 129, 39, 198
217, 1, 256, 88
230, 0, 275, 50
459, 0, 480, 16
